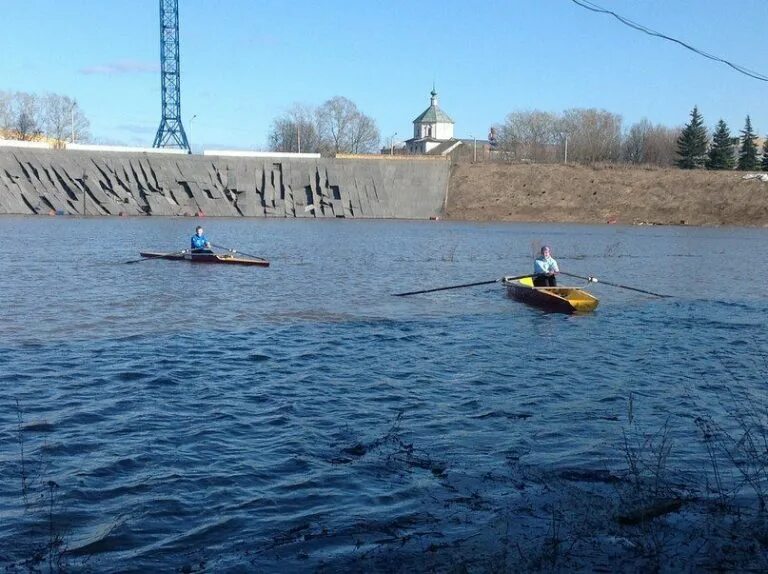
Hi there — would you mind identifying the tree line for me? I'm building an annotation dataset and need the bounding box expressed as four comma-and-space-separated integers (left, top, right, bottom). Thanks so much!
491, 108, 679, 166
0, 90, 91, 144
482, 106, 768, 171
4, 87, 764, 172
677, 106, 768, 171
267, 99, 682, 163
268, 96, 380, 155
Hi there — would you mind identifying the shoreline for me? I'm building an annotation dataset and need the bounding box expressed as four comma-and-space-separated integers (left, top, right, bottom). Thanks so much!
3, 211, 767, 230
2, 147, 768, 227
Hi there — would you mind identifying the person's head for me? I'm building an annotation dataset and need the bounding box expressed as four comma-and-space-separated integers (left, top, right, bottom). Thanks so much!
541, 245, 551, 257
195, 226, 204, 236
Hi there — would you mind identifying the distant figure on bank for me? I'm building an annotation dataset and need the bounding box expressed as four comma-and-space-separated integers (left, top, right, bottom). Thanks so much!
533, 245, 559, 287
191, 226, 212, 253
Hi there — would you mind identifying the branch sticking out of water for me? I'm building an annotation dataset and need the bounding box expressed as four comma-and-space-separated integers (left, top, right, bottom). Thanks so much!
15, 397, 28, 505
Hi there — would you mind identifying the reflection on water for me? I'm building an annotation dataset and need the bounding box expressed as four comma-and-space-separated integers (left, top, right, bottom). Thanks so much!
1, 216, 767, 571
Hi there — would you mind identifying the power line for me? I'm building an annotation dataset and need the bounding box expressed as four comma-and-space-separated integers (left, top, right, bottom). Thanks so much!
570, 0, 768, 82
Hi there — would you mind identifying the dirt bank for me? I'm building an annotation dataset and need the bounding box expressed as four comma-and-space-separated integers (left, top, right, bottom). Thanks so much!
445, 162, 768, 226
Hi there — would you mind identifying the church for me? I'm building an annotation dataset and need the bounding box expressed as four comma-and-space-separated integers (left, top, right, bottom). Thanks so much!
404, 89, 463, 156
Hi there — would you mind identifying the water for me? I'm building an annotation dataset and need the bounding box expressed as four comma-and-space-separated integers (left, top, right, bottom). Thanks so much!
1, 216, 767, 572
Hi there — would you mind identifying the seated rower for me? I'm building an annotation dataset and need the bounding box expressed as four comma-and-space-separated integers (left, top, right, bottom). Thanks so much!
533, 245, 559, 287
191, 226, 213, 253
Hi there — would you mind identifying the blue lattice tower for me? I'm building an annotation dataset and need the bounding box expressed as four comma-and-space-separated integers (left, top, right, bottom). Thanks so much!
153, 0, 190, 151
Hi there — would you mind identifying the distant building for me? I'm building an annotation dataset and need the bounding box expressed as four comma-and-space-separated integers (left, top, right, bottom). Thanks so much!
405, 89, 462, 156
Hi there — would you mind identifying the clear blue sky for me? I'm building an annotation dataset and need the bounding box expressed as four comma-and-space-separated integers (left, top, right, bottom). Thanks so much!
3, 0, 767, 151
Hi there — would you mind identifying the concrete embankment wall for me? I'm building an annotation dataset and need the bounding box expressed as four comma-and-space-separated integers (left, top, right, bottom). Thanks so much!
0, 149, 449, 219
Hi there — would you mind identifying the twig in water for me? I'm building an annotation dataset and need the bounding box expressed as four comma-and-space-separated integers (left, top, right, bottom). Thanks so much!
694, 416, 730, 510
15, 398, 28, 505
48, 480, 59, 573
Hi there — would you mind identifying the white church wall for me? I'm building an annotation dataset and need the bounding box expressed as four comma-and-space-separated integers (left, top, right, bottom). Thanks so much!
434, 122, 454, 140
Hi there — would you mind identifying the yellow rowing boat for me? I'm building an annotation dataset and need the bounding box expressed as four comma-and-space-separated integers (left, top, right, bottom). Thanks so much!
502, 276, 598, 313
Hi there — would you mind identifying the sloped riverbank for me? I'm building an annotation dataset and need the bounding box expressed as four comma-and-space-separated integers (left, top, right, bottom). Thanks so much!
446, 162, 768, 227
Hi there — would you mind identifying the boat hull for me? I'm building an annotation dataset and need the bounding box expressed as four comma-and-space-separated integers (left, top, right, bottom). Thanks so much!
503, 277, 598, 313
139, 252, 269, 267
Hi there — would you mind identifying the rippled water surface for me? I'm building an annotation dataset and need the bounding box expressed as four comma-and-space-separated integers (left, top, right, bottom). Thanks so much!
1, 216, 767, 572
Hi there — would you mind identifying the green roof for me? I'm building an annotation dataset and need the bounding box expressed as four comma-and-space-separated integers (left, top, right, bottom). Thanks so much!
413, 106, 454, 124
413, 90, 454, 124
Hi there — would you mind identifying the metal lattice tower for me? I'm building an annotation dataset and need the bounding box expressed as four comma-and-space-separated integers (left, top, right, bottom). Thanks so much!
152, 0, 190, 151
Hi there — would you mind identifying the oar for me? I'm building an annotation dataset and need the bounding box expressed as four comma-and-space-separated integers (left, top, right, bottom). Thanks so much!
393, 273, 537, 297
559, 271, 671, 298
125, 249, 186, 264
211, 243, 268, 262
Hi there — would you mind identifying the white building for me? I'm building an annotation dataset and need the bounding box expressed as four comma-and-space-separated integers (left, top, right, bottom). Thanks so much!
405, 89, 462, 156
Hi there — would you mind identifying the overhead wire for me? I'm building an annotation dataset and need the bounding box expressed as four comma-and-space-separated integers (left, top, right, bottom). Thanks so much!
570, 0, 768, 82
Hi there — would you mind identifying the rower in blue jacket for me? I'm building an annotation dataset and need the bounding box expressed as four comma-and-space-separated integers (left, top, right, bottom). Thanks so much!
191, 226, 212, 253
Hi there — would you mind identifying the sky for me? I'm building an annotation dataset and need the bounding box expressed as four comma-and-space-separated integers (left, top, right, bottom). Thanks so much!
2, 0, 767, 151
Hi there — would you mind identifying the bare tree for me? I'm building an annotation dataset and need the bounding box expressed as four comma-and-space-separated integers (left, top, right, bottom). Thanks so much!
317, 96, 380, 155
317, 96, 355, 154
492, 121, 519, 161
11, 92, 42, 141
268, 98, 379, 155
0, 91, 11, 133
643, 124, 679, 167
42, 93, 90, 143
0, 91, 90, 142
347, 112, 380, 154
268, 103, 321, 153
623, 119, 653, 164
561, 108, 622, 163
497, 110, 558, 162
622, 119, 678, 166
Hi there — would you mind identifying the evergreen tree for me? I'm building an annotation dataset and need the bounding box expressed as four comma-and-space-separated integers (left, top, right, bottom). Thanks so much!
737, 115, 759, 171
706, 120, 735, 170
761, 137, 768, 171
676, 106, 708, 169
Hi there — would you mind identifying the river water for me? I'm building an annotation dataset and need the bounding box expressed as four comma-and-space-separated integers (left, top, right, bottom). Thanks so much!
1, 216, 767, 572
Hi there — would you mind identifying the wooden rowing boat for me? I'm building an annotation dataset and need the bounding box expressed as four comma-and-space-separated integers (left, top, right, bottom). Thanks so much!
138, 251, 270, 267
502, 276, 598, 313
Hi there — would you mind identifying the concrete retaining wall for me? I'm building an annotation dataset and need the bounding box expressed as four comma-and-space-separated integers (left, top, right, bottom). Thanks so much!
0, 149, 449, 219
